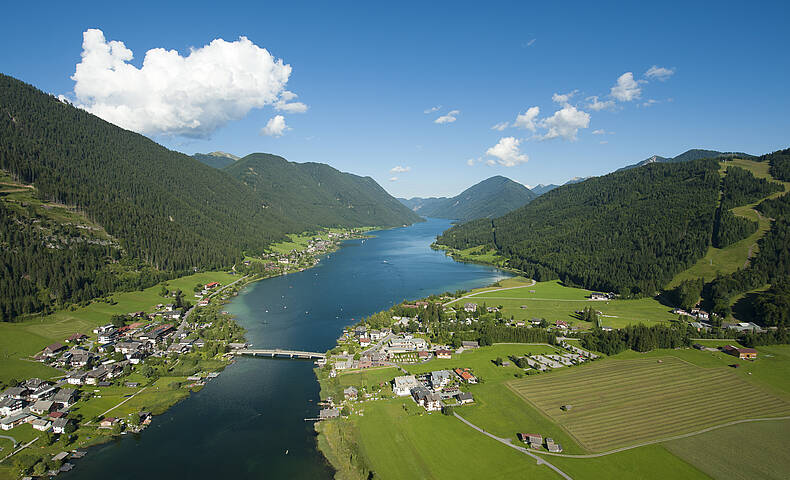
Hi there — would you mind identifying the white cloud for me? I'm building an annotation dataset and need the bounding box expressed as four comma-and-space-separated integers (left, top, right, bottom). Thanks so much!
552, 90, 578, 104
389, 176, 399, 182
261, 115, 289, 136
71, 29, 298, 138
424, 105, 441, 114
599, 140, 609, 144
539, 104, 590, 141
485, 159, 497, 166
610, 72, 642, 102
592, 129, 606, 135
645, 65, 675, 81
586, 95, 616, 111
434, 110, 460, 124
513, 106, 540, 131
274, 91, 308, 113
491, 121, 509, 131
390, 165, 411, 173
640, 99, 659, 107
527, 38, 536, 47
485, 137, 529, 167
466, 158, 476, 167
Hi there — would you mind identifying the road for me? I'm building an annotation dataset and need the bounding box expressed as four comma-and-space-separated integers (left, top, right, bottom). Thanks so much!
442, 279, 537, 307
454, 413, 573, 480
0, 437, 38, 464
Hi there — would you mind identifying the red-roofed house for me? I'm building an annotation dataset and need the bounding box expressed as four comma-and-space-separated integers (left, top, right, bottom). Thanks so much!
723, 345, 758, 360
65, 333, 87, 343
435, 349, 452, 359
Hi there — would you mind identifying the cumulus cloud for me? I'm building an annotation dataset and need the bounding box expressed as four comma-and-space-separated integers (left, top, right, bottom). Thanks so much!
390, 165, 411, 173
592, 129, 606, 135
424, 105, 441, 114
610, 72, 642, 102
640, 99, 659, 107
552, 90, 578, 104
491, 121, 509, 131
645, 65, 675, 81
586, 95, 616, 111
434, 110, 460, 124
274, 91, 308, 113
539, 104, 590, 141
389, 176, 399, 182
485, 137, 529, 167
261, 115, 289, 136
466, 158, 477, 167
513, 106, 540, 131
70, 29, 299, 138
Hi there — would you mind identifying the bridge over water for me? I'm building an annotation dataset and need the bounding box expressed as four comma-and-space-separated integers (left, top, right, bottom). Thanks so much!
232, 348, 326, 360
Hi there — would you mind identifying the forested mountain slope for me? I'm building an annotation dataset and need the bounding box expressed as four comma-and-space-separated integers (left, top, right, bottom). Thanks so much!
437, 160, 722, 295
193, 151, 239, 169
617, 148, 753, 171
398, 176, 536, 221
224, 153, 421, 227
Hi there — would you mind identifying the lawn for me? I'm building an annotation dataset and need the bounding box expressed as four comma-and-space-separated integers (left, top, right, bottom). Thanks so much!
550, 444, 708, 479
508, 355, 790, 452
663, 418, 790, 480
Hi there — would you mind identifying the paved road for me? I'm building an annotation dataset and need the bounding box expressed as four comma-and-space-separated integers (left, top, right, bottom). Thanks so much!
0, 437, 38, 463
454, 413, 572, 480
442, 279, 537, 307
0, 435, 17, 447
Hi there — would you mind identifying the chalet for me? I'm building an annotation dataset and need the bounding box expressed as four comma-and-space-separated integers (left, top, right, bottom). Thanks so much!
150, 323, 175, 340
392, 375, 420, 396
430, 370, 453, 390
116, 341, 143, 355
461, 340, 479, 349
85, 368, 108, 385
457, 392, 474, 404
29, 384, 58, 401
463, 303, 477, 313
590, 292, 609, 301
722, 345, 758, 360
32, 418, 52, 431
97, 329, 118, 344
93, 324, 115, 335
52, 418, 70, 434
417, 350, 431, 360
343, 386, 358, 400
353, 326, 367, 337
358, 337, 371, 347
435, 349, 452, 359
454, 368, 478, 384
67, 371, 88, 385
43, 342, 65, 356
518, 433, 543, 449
0, 412, 31, 431
99, 417, 119, 428
546, 438, 563, 453
411, 387, 442, 411
555, 320, 569, 329
205, 282, 221, 289
65, 333, 87, 343
0, 397, 25, 416
369, 330, 382, 340
1, 386, 29, 400
68, 349, 95, 368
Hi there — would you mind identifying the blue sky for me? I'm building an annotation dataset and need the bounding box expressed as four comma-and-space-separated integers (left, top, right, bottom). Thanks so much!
2, 1, 788, 197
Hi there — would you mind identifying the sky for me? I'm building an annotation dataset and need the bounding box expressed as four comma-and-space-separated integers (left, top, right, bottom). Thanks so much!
1, 1, 789, 198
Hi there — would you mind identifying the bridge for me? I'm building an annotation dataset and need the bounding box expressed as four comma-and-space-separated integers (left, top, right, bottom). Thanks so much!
232, 348, 326, 360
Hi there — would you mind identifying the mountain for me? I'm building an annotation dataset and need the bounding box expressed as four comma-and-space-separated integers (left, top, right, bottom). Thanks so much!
530, 184, 559, 196
224, 153, 421, 228
0, 73, 417, 320
437, 160, 723, 294
398, 176, 536, 222
617, 149, 753, 171
193, 151, 239, 169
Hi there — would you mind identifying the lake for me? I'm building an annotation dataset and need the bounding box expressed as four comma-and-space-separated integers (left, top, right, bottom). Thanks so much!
62, 218, 510, 479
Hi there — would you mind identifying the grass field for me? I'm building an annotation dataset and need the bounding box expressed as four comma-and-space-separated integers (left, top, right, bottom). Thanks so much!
450, 280, 676, 329
508, 356, 790, 452
550, 444, 708, 479
663, 418, 790, 480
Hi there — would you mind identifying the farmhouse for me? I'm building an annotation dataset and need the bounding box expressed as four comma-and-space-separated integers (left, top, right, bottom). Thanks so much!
722, 345, 758, 360
435, 349, 452, 359
43, 342, 65, 356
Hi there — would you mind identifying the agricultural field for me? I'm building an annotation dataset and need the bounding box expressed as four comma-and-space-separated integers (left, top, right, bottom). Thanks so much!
508, 356, 790, 452
663, 418, 790, 480
449, 280, 676, 329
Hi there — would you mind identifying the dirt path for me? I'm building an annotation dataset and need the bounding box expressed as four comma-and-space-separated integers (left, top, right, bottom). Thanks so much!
443, 279, 537, 307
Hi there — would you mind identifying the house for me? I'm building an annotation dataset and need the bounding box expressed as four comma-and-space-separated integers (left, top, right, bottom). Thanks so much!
1, 386, 29, 400
369, 330, 382, 340
461, 340, 479, 349
52, 418, 70, 434
517, 433, 543, 448
67, 371, 88, 385
454, 368, 478, 384
52, 388, 78, 408
430, 370, 453, 390
32, 418, 52, 432
343, 386, 358, 400
29, 384, 58, 401
463, 303, 477, 313
417, 350, 431, 360
392, 375, 420, 396
99, 417, 119, 428
457, 392, 474, 404
722, 345, 758, 360
67, 349, 94, 368
412, 387, 442, 411
486, 306, 499, 313
97, 330, 118, 344
546, 438, 563, 453
31, 400, 55, 415
205, 282, 221, 289
555, 320, 569, 329
590, 292, 609, 301
435, 349, 452, 359
358, 337, 371, 348
0, 397, 25, 416
319, 408, 340, 420
65, 333, 87, 343
43, 342, 65, 356
0, 412, 31, 431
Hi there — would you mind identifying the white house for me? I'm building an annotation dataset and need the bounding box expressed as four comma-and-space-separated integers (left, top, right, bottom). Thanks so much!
392, 375, 420, 396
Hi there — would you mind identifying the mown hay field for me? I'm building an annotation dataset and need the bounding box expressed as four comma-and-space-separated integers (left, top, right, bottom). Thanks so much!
508, 356, 790, 452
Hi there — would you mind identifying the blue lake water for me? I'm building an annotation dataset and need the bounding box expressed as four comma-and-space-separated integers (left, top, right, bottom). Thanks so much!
63, 218, 510, 479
